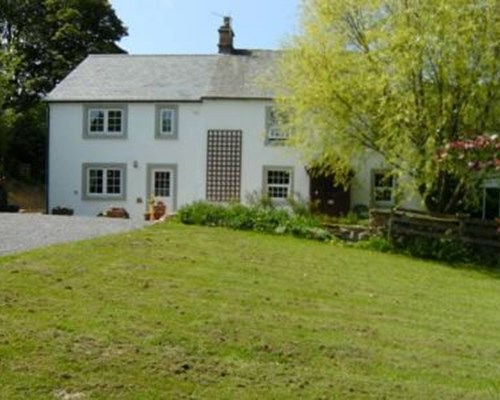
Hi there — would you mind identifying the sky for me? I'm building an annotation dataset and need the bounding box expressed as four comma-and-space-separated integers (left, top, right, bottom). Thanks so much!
109, 0, 302, 55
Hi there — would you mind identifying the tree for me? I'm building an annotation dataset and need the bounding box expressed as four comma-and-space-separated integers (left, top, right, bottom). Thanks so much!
275, 0, 500, 213
0, 0, 127, 180
0, 0, 127, 108
0, 49, 17, 175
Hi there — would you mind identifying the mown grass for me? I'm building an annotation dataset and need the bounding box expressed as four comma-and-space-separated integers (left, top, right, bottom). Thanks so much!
1, 222, 499, 399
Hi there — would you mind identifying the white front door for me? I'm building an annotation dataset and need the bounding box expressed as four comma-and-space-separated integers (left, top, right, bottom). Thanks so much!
150, 168, 174, 213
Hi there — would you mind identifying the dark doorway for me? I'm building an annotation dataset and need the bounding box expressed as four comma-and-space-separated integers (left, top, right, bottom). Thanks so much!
309, 172, 350, 217
484, 188, 500, 219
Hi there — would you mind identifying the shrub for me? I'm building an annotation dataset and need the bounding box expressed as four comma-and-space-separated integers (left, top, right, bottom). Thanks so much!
358, 236, 394, 253
177, 201, 228, 226
177, 201, 332, 242
245, 191, 275, 209
225, 203, 257, 230
394, 236, 477, 264
286, 194, 315, 217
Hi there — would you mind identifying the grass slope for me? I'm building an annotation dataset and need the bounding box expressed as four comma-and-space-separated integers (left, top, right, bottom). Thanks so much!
1, 223, 499, 399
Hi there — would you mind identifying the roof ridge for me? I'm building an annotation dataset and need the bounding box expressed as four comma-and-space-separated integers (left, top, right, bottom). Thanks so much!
86, 49, 279, 58
87, 53, 218, 58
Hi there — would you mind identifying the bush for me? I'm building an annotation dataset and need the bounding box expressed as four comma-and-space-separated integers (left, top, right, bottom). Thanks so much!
177, 201, 332, 242
286, 195, 315, 217
177, 201, 229, 226
357, 236, 394, 253
394, 236, 477, 264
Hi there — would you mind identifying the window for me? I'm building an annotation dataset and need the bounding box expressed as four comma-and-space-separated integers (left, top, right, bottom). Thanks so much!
265, 106, 289, 144
84, 104, 127, 138
372, 170, 396, 206
160, 109, 175, 135
154, 171, 171, 197
264, 167, 293, 200
155, 104, 179, 139
88, 109, 122, 134
82, 163, 126, 200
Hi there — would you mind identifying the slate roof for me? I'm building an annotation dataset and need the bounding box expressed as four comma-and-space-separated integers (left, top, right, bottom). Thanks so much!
46, 50, 279, 102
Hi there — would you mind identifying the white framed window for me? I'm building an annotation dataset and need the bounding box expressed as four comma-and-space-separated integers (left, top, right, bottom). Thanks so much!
84, 104, 127, 138
264, 167, 293, 200
160, 108, 176, 136
88, 109, 123, 135
153, 170, 171, 197
266, 106, 290, 144
155, 104, 179, 139
82, 163, 126, 200
372, 170, 396, 207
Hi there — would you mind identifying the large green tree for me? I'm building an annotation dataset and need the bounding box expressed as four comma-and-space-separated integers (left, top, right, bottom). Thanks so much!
275, 0, 500, 213
1, 0, 127, 108
0, 49, 17, 175
0, 0, 127, 179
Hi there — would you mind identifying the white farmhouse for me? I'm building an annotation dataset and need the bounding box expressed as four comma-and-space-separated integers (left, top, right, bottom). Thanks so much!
46, 18, 407, 219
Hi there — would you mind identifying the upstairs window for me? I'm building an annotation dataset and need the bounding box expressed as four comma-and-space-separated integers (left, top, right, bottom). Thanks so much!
371, 170, 396, 207
264, 167, 293, 200
89, 109, 122, 134
84, 105, 127, 138
161, 109, 175, 135
155, 104, 179, 139
265, 106, 290, 144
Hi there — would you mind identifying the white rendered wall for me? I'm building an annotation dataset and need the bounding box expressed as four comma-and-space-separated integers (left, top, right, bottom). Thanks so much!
350, 151, 424, 210
48, 100, 309, 219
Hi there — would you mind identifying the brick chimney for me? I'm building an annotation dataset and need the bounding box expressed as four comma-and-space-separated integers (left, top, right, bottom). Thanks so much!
218, 16, 234, 54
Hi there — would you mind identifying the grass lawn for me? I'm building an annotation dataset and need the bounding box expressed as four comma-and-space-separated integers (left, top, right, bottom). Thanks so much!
1, 223, 499, 399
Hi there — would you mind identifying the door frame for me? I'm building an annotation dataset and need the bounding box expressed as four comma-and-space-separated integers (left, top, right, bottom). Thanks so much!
146, 163, 178, 212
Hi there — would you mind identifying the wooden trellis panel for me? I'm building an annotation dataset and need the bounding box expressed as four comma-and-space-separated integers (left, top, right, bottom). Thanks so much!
206, 129, 242, 202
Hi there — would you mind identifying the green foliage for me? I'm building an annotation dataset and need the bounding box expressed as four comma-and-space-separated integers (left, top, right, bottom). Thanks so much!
338, 211, 361, 225
357, 233, 494, 266
175, 201, 229, 226
177, 201, 333, 242
285, 194, 315, 217
394, 236, 478, 264
7, 104, 47, 181
275, 0, 500, 213
0, 0, 127, 107
0, 50, 17, 173
0, 0, 127, 180
357, 236, 394, 253
245, 190, 275, 209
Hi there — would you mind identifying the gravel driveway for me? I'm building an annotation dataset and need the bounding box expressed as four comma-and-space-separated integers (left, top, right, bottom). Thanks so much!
0, 213, 149, 256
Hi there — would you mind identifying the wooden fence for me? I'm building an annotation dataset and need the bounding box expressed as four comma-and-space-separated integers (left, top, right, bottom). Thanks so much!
370, 209, 500, 253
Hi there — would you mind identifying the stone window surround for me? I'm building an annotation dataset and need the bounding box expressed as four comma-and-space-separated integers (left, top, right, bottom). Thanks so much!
155, 104, 179, 140
262, 165, 294, 201
146, 163, 178, 211
83, 104, 128, 139
265, 106, 289, 146
371, 169, 396, 207
82, 163, 127, 201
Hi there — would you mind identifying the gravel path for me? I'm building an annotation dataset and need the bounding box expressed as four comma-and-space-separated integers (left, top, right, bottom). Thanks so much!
0, 213, 149, 256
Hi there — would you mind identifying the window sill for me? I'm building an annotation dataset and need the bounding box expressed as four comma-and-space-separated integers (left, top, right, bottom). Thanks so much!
155, 134, 178, 140
265, 139, 289, 147
84, 133, 127, 140
82, 194, 126, 201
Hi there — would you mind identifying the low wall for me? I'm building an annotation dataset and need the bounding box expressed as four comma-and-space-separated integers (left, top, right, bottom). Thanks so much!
370, 209, 500, 253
